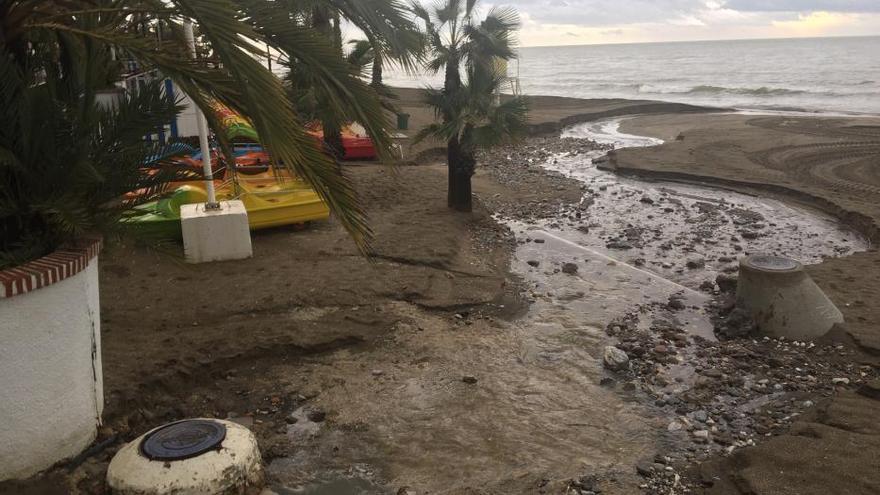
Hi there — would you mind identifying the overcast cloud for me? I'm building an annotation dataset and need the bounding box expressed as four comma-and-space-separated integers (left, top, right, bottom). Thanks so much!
725, 0, 880, 12
487, 0, 880, 46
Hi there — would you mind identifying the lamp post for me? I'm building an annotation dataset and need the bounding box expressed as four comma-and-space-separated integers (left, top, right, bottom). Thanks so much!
183, 21, 219, 209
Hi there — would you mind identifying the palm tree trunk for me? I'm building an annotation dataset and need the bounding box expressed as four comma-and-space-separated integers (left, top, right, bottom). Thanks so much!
443, 58, 465, 209
371, 54, 383, 87
447, 130, 475, 212
312, 6, 345, 159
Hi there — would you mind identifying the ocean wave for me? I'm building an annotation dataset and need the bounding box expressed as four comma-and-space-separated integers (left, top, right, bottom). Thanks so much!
671, 85, 807, 97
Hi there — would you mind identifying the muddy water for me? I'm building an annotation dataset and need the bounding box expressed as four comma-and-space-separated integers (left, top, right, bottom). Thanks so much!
546, 119, 868, 289
506, 115, 867, 390
265, 299, 662, 494
265, 120, 868, 494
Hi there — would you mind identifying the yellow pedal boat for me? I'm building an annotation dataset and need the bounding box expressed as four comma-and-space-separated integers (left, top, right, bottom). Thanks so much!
124, 176, 330, 239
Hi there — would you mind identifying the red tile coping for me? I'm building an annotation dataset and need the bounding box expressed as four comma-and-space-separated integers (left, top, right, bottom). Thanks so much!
0, 238, 103, 299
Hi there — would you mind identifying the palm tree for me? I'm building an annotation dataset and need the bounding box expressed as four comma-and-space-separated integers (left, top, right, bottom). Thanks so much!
284, 0, 424, 158
413, 0, 524, 211
417, 61, 528, 211
1, 0, 411, 260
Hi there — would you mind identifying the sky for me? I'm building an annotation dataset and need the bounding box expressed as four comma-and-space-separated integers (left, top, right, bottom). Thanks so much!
487, 0, 880, 46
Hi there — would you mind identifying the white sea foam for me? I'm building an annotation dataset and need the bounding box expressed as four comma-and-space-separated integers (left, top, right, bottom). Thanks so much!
385, 36, 880, 115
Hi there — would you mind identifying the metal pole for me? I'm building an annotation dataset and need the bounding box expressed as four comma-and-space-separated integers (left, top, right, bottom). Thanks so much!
184, 21, 219, 208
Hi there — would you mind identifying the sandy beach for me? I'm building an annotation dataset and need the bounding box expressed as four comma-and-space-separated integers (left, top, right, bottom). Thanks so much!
4, 90, 879, 495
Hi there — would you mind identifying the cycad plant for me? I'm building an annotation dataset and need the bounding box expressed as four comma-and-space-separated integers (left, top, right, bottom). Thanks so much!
1, 0, 404, 265
0, 47, 194, 269
414, 0, 526, 211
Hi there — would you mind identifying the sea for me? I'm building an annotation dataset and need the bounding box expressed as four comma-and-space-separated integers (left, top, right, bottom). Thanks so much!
384, 35, 880, 116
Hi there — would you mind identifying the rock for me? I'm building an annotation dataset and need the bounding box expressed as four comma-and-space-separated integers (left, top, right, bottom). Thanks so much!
622, 381, 637, 391
693, 410, 709, 422
527, 260, 540, 267
603, 346, 630, 371
716, 273, 738, 293
832, 377, 850, 386
667, 296, 686, 311
686, 259, 706, 269
306, 409, 326, 422
562, 262, 579, 275
640, 197, 655, 205
533, 239, 545, 244
599, 377, 616, 388
371, 369, 384, 377
636, 461, 655, 477
699, 280, 716, 292
462, 375, 478, 384
667, 421, 684, 432
605, 241, 633, 250
693, 430, 710, 440
718, 307, 755, 338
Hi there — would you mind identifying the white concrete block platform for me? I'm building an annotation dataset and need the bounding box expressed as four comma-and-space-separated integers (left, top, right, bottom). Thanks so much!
181, 200, 253, 263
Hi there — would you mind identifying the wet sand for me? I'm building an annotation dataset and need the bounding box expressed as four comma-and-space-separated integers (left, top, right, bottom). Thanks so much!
615, 113, 880, 353
608, 112, 880, 495
3, 92, 879, 495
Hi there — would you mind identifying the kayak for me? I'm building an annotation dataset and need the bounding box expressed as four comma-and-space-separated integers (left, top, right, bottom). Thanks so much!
122, 177, 330, 239
307, 125, 377, 160
212, 101, 377, 160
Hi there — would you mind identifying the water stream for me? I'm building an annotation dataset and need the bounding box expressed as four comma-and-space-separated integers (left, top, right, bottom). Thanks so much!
509, 118, 866, 310
267, 119, 868, 494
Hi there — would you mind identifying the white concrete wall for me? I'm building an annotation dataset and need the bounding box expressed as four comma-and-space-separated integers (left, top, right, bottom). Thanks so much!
0, 261, 103, 480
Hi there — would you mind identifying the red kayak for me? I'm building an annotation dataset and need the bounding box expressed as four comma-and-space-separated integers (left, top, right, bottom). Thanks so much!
307, 124, 377, 160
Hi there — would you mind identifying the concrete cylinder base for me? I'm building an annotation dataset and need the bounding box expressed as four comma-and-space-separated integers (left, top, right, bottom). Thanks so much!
736, 254, 843, 341
106, 419, 263, 495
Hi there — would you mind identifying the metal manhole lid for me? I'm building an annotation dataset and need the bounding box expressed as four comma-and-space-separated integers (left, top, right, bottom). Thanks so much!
747, 255, 799, 271
140, 419, 227, 461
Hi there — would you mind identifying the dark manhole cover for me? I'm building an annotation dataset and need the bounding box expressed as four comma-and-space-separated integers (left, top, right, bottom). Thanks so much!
748, 255, 799, 271
140, 419, 227, 461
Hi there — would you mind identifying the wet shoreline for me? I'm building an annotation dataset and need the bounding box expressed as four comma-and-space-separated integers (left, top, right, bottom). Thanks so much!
479, 120, 876, 494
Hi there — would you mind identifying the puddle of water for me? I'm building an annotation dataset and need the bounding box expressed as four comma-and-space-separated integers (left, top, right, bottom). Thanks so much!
269, 471, 384, 495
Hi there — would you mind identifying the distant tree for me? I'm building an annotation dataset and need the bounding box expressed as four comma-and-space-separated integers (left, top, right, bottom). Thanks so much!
284, 0, 423, 158
414, 0, 526, 211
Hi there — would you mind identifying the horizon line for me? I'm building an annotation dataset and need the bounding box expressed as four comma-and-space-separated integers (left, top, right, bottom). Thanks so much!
519, 33, 880, 49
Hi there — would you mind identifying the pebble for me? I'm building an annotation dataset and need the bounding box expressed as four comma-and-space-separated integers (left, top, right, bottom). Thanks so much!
462, 375, 478, 384
562, 262, 579, 275
693, 430, 710, 440
603, 346, 630, 371
306, 409, 326, 422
